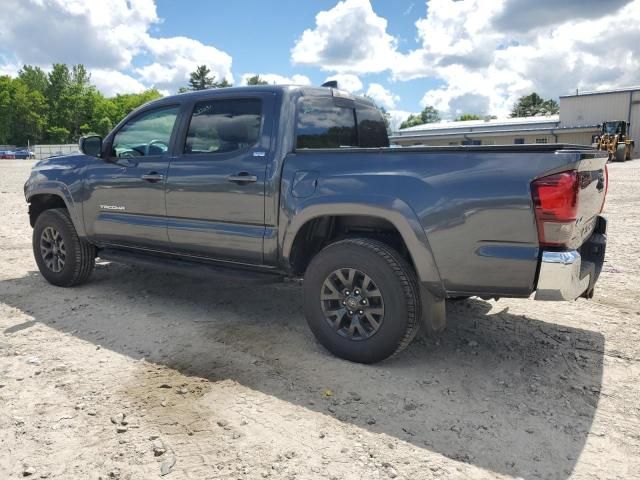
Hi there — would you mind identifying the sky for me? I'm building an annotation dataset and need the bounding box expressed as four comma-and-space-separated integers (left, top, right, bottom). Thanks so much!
1, 0, 639, 129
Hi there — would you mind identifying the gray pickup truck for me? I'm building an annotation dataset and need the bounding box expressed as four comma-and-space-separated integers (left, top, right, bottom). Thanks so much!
24, 85, 608, 363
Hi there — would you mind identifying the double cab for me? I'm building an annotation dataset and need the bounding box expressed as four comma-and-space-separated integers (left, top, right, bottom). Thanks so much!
25, 85, 608, 363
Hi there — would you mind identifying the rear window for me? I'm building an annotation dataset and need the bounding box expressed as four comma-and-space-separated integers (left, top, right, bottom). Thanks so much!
356, 106, 389, 148
296, 97, 357, 149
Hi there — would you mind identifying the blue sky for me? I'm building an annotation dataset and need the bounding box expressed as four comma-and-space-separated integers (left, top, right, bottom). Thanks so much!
151, 0, 441, 113
1, 0, 638, 127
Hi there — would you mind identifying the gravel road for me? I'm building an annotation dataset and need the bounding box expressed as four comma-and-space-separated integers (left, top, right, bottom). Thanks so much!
1, 159, 639, 479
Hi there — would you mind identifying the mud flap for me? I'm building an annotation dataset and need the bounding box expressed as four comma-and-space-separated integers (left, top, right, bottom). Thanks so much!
419, 283, 447, 336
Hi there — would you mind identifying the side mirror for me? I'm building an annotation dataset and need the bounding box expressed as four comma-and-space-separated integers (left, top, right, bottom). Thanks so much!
79, 135, 103, 157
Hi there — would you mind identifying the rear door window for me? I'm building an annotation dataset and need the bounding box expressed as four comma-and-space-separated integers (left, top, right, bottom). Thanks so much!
296, 97, 357, 149
184, 98, 262, 155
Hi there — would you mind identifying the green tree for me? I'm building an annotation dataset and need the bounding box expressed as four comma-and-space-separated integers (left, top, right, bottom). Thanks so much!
46, 126, 70, 144
188, 65, 216, 90
0, 76, 13, 144
455, 113, 483, 121
399, 106, 440, 129
0, 63, 165, 146
18, 66, 49, 95
216, 78, 232, 88
246, 75, 268, 86
11, 80, 48, 145
46, 64, 72, 139
95, 116, 113, 137
510, 93, 559, 117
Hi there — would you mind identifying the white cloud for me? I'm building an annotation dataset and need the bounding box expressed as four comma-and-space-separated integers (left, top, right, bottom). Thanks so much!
324, 74, 363, 92
137, 36, 233, 92
400, 0, 640, 117
240, 73, 312, 86
90, 69, 147, 96
291, 0, 399, 74
366, 83, 400, 108
0, 0, 233, 95
293, 0, 640, 118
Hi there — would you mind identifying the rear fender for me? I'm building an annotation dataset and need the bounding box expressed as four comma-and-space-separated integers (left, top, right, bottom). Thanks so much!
281, 195, 447, 332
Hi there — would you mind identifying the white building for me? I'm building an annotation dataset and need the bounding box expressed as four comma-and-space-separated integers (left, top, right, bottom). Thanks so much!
390, 85, 640, 147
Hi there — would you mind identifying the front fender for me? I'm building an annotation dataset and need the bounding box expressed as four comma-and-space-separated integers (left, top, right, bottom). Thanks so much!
25, 181, 86, 237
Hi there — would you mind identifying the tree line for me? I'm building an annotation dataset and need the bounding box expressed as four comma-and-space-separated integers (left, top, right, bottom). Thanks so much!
399, 93, 560, 130
0, 64, 277, 147
0, 62, 562, 145
0, 64, 163, 146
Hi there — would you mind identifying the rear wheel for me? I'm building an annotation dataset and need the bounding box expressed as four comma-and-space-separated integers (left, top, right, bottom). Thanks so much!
303, 238, 421, 363
33, 209, 95, 287
616, 143, 627, 162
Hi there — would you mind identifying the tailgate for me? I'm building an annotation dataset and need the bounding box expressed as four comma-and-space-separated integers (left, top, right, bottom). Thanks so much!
573, 154, 608, 249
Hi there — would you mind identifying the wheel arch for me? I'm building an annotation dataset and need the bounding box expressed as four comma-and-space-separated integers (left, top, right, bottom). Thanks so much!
26, 186, 86, 237
281, 198, 445, 297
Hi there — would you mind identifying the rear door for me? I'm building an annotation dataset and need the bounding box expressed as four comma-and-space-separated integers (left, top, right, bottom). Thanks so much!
83, 105, 180, 248
165, 92, 275, 264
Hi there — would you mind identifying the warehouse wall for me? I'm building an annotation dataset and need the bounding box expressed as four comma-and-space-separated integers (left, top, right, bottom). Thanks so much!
394, 134, 559, 147
630, 91, 640, 148
560, 92, 631, 126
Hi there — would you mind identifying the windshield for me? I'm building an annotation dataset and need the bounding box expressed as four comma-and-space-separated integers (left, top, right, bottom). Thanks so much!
603, 122, 622, 135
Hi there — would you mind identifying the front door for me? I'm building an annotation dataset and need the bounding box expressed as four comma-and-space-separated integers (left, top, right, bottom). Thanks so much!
165, 94, 275, 264
83, 105, 180, 248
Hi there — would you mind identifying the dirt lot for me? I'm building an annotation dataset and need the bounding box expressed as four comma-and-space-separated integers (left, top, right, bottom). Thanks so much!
1, 159, 639, 480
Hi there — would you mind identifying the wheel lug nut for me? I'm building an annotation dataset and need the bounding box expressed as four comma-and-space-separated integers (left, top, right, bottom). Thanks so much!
348, 311, 354, 315
344, 290, 350, 296
358, 310, 364, 315
361, 299, 367, 305
342, 301, 346, 305
354, 289, 360, 295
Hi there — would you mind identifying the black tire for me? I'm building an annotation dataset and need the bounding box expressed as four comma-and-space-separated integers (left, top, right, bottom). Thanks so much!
615, 144, 626, 162
303, 238, 421, 364
33, 208, 95, 287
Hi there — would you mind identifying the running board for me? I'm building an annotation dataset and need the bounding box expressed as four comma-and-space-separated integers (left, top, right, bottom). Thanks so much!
98, 248, 285, 284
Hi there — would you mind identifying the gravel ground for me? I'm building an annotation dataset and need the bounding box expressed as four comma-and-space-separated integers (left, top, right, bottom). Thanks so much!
1, 159, 639, 480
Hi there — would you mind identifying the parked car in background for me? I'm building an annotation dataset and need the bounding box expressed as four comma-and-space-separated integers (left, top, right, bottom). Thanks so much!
0, 149, 35, 159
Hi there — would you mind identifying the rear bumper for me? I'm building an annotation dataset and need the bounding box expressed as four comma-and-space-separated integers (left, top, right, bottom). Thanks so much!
535, 216, 607, 301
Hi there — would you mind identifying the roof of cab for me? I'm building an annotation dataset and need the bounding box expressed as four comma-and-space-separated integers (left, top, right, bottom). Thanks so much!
144, 84, 376, 108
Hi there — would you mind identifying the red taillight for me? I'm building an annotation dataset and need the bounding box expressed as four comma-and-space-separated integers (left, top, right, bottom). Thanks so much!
532, 170, 579, 247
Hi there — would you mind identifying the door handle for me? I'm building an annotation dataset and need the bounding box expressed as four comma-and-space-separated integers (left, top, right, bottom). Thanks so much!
227, 172, 258, 184
141, 172, 164, 183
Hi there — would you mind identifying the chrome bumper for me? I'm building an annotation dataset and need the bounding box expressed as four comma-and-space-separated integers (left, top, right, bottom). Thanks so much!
534, 250, 591, 301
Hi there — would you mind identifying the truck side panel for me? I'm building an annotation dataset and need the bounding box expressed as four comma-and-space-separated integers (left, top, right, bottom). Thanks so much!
279, 148, 590, 297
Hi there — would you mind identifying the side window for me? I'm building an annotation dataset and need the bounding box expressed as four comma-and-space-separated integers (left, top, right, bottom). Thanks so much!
111, 106, 178, 158
296, 97, 357, 149
356, 106, 389, 148
184, 98, 262, 154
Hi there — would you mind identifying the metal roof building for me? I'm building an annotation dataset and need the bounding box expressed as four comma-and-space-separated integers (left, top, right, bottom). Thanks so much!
390, 85, 640, 148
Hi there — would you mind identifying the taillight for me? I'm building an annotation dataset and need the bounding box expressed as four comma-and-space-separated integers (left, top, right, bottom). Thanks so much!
531, 170, 579, 247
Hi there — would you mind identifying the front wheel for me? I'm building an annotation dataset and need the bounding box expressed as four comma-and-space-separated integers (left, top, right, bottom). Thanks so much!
33, 208, 96, 287
303, 238, 421, 363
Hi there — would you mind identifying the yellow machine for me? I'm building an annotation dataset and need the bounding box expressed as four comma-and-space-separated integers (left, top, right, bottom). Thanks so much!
593, 121, 635, 162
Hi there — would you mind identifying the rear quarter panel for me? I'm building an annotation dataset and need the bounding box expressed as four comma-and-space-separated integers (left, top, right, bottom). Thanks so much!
280, 148, 590, 297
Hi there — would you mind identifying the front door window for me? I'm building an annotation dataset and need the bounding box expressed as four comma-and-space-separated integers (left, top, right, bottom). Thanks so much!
111, 106, 179, 158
